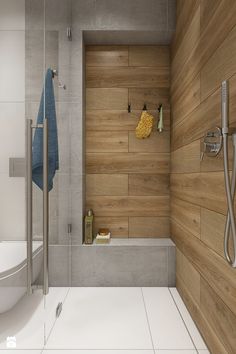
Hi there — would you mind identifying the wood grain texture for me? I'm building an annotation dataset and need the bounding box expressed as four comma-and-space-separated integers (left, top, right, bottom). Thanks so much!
171, 73, 200, 127
86, 131, 128, 152
129, 131, 170, 153
200, 277, 236, 354
200, 208, 234, 259
129, 46, 170, 67
172, 1, 236, 102
86, 153, 170, 174
86, 110, 141, 131
171, 88, 221, 151
171, 6, 200, 81
176, 248, 200, 305
129, 217, 170, 238
177, 275, 229, 354
129, 88, 170, 110
86, 174, 128, 196
86, 88, 128, 110
86, 66, 170, 88
93, 217, 129, 238
172, 0, 200, 56
201, 25, 236, 100
86, 45, 170, 238
129, 174, 169, 196
171, 140, 200, 173
171, 197, 200, 238
86, 46, 128, 67
86, 196, 170, 217
171, 172, 226, 214
171, 2, 236, 351
172, 221, 236, 318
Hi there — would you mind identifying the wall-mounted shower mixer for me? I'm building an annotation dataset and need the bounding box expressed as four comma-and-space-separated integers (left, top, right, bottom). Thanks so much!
201, 80, 236, 268
201, 127, 222, 160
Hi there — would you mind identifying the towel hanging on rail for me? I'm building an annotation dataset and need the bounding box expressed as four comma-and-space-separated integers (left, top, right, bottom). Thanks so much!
32, 68, 59, 191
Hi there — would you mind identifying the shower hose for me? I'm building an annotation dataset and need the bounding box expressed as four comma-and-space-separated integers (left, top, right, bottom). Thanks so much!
223, 131, 236, 267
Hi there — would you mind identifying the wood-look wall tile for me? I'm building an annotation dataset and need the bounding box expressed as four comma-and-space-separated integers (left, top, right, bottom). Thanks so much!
176, 248, 200, 306
86, 66, 170, 88
86, 131, 128, 152
176, 274, 229, 354
171, 88, 220, 151
171, 73, 200, 127
86, 46, 129, 67
171, 197, 200, 238
86, 88, 128, 110
86, 196, 170, 217
129, 46, 170, 67
200, 207, 234, 259
86, 110, 140, 131
129, 88, 170, 110
129, 216, 170, 238
171, 0, 200, 56
171, 7, 200, 84
171, 172, 226, 214
171, 140, 200, 173
129, 131, 170, 153
86, 174, 128, 196
172, 221, 236, 319
93, 216, 129, 238
86, 152, 170, 174
201, 25, 236, 101
129, 174, 169, 196
200, 277, 236, 354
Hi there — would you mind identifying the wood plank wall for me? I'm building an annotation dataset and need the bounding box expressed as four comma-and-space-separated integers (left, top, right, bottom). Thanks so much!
85, 45, 170, 238
171, 1, 236, 353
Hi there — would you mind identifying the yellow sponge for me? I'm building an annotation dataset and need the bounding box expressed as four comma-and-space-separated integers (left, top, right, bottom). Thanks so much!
135, 111, 154, 139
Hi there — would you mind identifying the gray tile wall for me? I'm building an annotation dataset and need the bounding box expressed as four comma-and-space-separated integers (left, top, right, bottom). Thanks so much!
49, 243, 176, 287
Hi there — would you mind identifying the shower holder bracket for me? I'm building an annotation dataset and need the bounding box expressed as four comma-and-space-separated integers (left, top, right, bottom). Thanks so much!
201, 127, 222, 160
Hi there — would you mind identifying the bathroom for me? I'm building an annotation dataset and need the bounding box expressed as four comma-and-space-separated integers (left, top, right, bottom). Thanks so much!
0, 0, 236, 353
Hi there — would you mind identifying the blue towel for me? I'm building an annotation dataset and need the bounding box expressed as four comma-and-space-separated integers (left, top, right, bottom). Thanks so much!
32, 68, 59, 191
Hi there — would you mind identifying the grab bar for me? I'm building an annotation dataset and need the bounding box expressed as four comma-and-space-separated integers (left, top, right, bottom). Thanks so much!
26, 118, 49, 295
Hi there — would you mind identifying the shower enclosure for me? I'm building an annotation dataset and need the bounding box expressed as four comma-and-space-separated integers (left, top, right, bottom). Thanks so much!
0, 0, 75, 349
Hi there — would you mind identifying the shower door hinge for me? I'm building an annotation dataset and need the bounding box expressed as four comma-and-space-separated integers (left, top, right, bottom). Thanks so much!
56, 302, 63, 318
67, 223, 72, 235
67, 27, 72, 41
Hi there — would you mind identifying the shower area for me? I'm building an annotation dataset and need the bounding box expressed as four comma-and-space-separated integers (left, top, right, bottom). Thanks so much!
1, 0, 236, 353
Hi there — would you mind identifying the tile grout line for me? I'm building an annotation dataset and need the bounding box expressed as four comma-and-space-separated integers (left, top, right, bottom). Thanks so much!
168, 287, 198, 352
140, 287, 155, 354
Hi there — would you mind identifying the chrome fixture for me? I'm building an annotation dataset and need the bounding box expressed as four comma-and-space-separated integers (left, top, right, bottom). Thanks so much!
52, 69, 66, 90
201, 127, 222, 160
221, 80, 236, 268
201, 80, 236, 268
67, 27, 72, 41
56, 302, 63, 318
26, 118, 49, 295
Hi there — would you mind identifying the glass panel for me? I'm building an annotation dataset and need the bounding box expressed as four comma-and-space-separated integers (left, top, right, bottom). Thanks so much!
0, 0, 45, 350
0, 0, 72, 349
43, 0, 72, 342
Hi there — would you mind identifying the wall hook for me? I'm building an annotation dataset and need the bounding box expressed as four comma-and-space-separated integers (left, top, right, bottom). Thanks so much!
143, 103, 147, 111
128, 103, 131, 113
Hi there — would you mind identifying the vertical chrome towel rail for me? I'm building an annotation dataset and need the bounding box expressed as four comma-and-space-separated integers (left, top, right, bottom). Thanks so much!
26, 118, 49, 295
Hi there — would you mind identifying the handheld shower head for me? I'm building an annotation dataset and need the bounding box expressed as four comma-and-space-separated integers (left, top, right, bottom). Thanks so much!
221, 80, 229, 133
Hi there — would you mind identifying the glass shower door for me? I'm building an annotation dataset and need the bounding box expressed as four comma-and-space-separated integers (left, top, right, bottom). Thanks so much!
0, 0, 72, 350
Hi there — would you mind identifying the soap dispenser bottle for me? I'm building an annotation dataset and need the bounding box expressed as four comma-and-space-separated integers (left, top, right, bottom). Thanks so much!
84, 209, 94, 244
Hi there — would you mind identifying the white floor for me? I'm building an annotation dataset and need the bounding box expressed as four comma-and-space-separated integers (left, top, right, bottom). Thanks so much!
0, 287, 210, 354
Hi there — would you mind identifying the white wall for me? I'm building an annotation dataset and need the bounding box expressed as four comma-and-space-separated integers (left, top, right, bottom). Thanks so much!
0, 0, 25, 240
